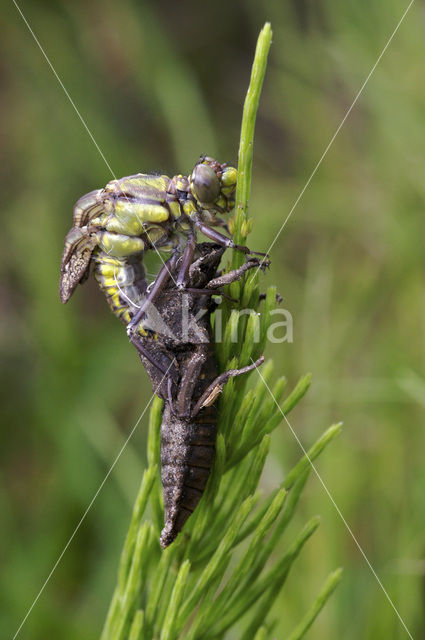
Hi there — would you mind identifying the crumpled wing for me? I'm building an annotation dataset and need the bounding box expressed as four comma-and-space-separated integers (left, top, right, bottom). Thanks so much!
59, 227, 98, 303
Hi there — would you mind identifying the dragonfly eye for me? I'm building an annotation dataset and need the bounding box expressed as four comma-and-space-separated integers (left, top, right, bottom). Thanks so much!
221, 166, 237, 189
192, 164, 220, 204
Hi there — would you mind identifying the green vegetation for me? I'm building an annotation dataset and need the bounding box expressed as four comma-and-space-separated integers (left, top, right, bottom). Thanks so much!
2, 2, 423, 638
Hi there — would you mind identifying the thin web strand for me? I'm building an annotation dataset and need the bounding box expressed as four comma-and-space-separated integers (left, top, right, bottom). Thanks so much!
12, 0, 178, 286
12, 363, 173, 640
249, 0, 414, 283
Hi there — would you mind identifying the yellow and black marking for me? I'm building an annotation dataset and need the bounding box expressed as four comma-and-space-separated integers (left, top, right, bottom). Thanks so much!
59, 156, 238, 319
93, 252, 149, 334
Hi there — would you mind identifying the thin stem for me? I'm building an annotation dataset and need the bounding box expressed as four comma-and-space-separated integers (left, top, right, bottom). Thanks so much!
232, 22, 272, 263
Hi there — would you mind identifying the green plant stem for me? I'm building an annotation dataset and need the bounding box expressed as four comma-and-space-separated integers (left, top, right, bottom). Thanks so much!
232, 22, 272, 275
234, 22, 272, 246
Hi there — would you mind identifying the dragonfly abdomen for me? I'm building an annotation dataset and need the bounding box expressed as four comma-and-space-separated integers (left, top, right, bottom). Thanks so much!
159, 338, 220, 548
93, 252, 148, 326
160, 401, 217, 548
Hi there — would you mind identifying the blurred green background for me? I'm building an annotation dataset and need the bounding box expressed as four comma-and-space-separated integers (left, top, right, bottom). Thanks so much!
1, 0, 424, 637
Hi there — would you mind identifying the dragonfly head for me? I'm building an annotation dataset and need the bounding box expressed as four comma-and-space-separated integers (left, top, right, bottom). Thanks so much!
59, 227, 98, 303
190, 156, 237, 214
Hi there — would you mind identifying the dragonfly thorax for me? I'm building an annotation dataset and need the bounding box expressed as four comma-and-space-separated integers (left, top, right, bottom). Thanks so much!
59, 156, 238, 305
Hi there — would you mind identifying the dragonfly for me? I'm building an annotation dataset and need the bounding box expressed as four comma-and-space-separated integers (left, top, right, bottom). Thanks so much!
59, 157, 267, 546
59, 156, 264, 339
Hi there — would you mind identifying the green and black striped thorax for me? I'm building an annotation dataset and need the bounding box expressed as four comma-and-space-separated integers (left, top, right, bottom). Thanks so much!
59, 156, 238, 324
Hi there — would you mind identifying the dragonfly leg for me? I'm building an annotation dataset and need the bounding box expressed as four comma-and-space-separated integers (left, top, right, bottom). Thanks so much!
206, 256, 268, 290
126, 253, 178, 336
129, 334, 170, 375
191, 356, 264, 417
129, 333, 178, 409
194, 220, 268, 258
176, 232, 196, 289
176, 257, 264, 301
175, 345, 208, 418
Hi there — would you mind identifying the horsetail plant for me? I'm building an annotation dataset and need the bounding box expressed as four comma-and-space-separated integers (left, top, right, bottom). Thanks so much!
100, 23, 342, 639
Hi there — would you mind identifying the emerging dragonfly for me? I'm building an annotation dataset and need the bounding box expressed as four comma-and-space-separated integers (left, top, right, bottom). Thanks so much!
60, 156, 263, 338
59, 158, 268, 546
